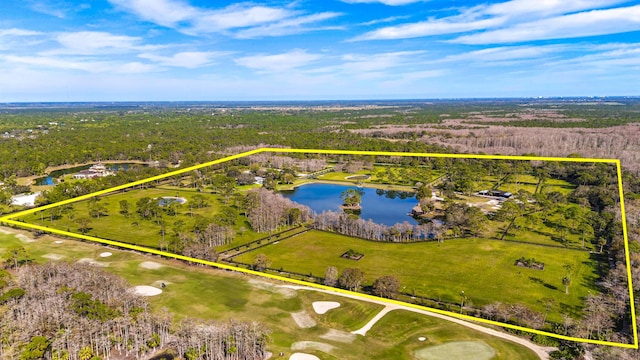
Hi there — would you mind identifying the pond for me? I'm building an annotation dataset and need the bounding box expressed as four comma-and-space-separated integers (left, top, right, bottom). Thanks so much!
158, 197, 187, 206
281, 183, 419, 226
34, 163, 144, 185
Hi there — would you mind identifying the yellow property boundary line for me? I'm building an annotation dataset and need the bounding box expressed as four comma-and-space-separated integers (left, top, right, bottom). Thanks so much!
1, 148, 636, 349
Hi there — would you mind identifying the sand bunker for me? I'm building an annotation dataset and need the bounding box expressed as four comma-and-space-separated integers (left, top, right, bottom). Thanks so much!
312, 301, 340, 314
16, 234, 35, 243
139, 261, 162, 269
99, 252, 112, 258
290, 354, 320, 360
77, 258, 108, 267
418, 337, 426, 341
414, 341, 495, 360
291, 311, 317, 329
42, 253, 65, 260
133, 285, 162, 296
291, 341, 334, 353
54, 240, 64, 244
319, 329, 356, 343
248, 279, 297, 298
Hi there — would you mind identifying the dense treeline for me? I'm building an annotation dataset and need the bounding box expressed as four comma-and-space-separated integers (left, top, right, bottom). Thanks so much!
0, 107, 450, 179
0, 262, 269, 360
312, 210, 437, 242
244, 188, 312, 233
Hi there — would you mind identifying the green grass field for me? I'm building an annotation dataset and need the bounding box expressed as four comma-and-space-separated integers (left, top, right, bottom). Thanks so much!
475, 174, 575, 196
234, 230, 600, 323
21, 187, 268, 250
0, 230, 540, 359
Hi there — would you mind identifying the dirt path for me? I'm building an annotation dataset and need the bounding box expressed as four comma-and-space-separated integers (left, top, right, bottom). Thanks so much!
281, 284, 555, 360
351, 304, 401, 336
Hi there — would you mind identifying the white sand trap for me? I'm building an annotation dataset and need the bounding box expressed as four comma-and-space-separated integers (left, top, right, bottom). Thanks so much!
418, 337, 426, 341
414, 341, 495, 360
54, 240, 63, 244
291, 311, 317, 328
16, 234, 35, 243
77, 258, 108, 267
291, 341, 334, 353
312, 301, 340, 314
139, 261, 163, 269
133, 285, 162, 296
99, 252, 112, 258
320, 329, 356, 343
290, 354, 320, 360
248, 279, 297, 298
42, 253, 65, 260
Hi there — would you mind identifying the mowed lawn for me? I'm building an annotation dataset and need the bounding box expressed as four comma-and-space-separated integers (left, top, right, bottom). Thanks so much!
21, 187, 266, 249
0, 230, 539, 360
476, 174, 575, 195
235, 230, 601, 323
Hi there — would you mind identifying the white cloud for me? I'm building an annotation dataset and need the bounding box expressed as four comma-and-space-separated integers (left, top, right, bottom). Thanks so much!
108, 0, 335, 38
352, 0, 632, 41
54, 31, 142, 54
360, 15, 411, 26
306, 50, 429, 81
2, 55, 160, 74
438, 45, 564, 63
139, 51, 228, 68
481, 0, 626, 18
3, 55, 113, 73
27, 1, 90, 18
115, 62, 161, 74
0, 28, 44, 37
454, 5, 640, 44
342, 0, 424, 5
234, 12, 343, 39
108, 0, 196, 28
40, 31, 163, 56
188, 5, 293, 34
543, 43, 640, 71
352, 17, 505, 41
340, 51, 425, 72
234, 50, 321, 72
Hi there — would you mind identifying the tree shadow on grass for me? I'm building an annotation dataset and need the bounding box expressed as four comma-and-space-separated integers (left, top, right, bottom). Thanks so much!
558, 302, 583, 318
529, 276, 558, 290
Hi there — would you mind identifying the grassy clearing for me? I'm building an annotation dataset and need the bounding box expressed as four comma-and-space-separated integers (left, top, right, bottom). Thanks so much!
20, 187, 267, 250
475, 174, 574, 196
234, 230, 599, 323
0, 229, 540, 360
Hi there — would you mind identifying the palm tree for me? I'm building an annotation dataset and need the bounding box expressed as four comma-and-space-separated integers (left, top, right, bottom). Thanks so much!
563, 264, 572, 294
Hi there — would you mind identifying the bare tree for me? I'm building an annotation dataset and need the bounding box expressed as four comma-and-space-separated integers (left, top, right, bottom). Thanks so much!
324, 266, 338, 287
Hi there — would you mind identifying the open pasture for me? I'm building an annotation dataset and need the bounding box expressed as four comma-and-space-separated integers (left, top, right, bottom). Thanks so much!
234, 230, 599, 323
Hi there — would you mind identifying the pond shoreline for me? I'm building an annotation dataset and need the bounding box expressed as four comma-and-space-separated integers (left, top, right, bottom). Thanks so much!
279, 179, 416, 193
280, 181, 419, 226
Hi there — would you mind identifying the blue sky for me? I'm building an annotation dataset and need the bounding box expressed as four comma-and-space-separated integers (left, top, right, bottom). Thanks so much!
1, 0, 639, 101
